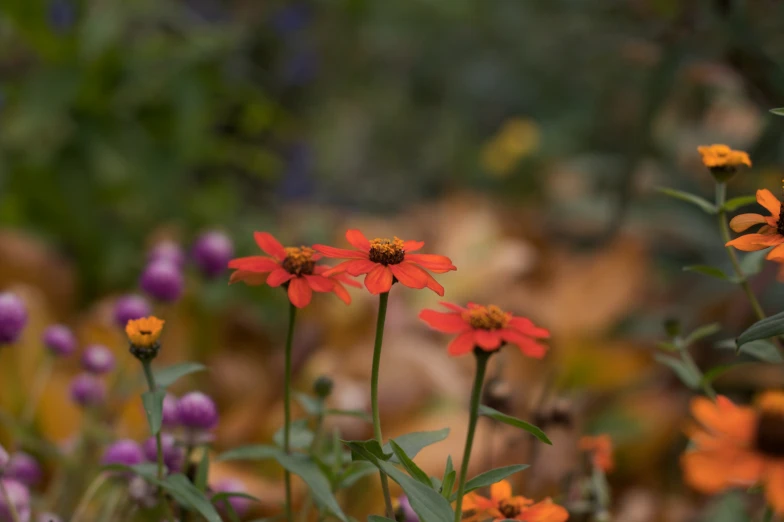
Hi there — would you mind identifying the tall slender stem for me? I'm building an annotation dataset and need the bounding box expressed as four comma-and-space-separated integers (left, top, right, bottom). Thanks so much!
140, 361, 175, 521
283, 303, 298, 522
70, 473, 106, 522
370, 292, 394, 518
454, 350, 491, 522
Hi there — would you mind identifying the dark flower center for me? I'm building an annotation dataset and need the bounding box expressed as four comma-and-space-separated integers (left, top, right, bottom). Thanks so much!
140, 330, 151, 335
464, 305, 509, 330
755, 392, 784, 457
777, 204, 784, 236
499, 501, 521, 518
369, 238, 405, 265
282, 247, 316, 275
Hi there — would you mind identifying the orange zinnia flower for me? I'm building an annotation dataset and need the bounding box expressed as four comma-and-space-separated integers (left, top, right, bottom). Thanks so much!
681, 393, 784, 515
125, 316, 165, 347
697, 144, 751, 180
726, 189, 784, 258
579, 434, 614, 473
313, 230, 456, 296
462, 480, 569, 522
419, 302, 550, 358
228, 232, 360, 308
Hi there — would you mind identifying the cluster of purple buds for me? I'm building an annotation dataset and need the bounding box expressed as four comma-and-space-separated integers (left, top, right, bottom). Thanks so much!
81, 344, 115, 374
5, 453, 42, 488
69, 373, 106, 408
101, 439, 144, 473
42, 325, 76, 357
143, 434, 183, 473
177, 392, 219, 445
191, 231, 233, 279
113, 294, 151, 329
0, 292, 27, 345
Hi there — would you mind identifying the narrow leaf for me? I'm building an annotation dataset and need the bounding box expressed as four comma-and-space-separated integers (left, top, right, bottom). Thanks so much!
684, 323, 721, 346
722, 195, 758, 212
389, 440, 432, 486
154, 362, 207, 388
737, 310, 784, 347
382, 429, 450, 464
656, 187, 717, 214
195, 449, 210, 492
478, 406, 551, 445
337, 461, 377, 489
770, 108, 784, 116
368, 518, 397, 522
274, 453, 347, 522
273, 419, 314, 450
701, 363, 754, 386
163, 473, 222, 522
449, 465, 529, 502
218, 445, 279, 462
324, 409, 372, 422
716, 339, 784, 363
683, 265, 728, 281
141, 389, 166, 435
654, 354, 701, 389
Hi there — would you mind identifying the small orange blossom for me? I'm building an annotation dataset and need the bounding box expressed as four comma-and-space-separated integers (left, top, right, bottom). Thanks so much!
125, 316, 165, 347
462, 480, 569, 522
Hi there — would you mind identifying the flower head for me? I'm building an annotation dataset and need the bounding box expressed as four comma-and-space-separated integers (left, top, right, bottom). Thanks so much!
140, 260, 184, 303
148, 240, 186, 268
698, 144, 751, 180
69, 373, 106, 408
81, 344, 115, 374
681, 392, 784, 515
419, 302, 550, 358
0, 479, 30, 522
113, 294, 152, 329
161, 393, 180, 428
177, 392, 219, 431
212, 478, 252, 517
192, 230, 234, 278
125, 316, 164, 362
101, 439, 144, 467
726, 189, 784, 262
0, 292, 27, 345
143, 434, 183, 473
313, 230, 456, 295
6, 453, 42, 487
42, 325, 77, 357
228, 232, 361, 308
579, 434, 614, 472
462, 480, 568, 522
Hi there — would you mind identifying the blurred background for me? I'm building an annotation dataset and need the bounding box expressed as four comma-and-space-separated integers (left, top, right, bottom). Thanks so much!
3, 0, 784, 520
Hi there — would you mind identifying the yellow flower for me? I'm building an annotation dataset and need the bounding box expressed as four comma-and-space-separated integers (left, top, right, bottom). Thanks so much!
697, 144, 752, 170
125, 316, 165, 347
481, 118, 540, 177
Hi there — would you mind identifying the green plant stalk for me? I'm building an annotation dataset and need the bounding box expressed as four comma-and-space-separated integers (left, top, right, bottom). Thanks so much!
762, 506, 774, 522
70, 472, 106, 522
283, 303, 298, 522
371, 291, 394, 518
676, 342, 716, 400
0, 480, 22, 522
140, 361, 175, 521
453, 350, 491, 522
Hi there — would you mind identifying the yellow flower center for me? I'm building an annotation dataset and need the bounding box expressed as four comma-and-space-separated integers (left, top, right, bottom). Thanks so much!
368, 237, 405, 265
755, 391, 784, 457
282, 246, 316, 275
498, 500, 521, 518
125, 316, 165, 347
464, 305, 510, 330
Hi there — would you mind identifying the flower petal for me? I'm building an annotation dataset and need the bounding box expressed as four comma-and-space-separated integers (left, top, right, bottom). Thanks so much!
389, 262, 428, 289
521, 498, 569, 522
346, 229, 371, 252
364, 265, 393, 294
403, 240, 424, 252
419, 309, 470, 333
509, 317, 551, 339
490, 480, 513, 503
727, 233, 784, 251
227, 256, 280, 272
447, 331, 475, 356
440, 301, 469, 313
254, 232, 287, 261
758, 189, 782, 220
345, 259, 378, 276
229, 270, 268, 286
304, 274, 334, 292
765, 463, 784, 516
729, 213, 767, 233
267, 269, 294, 287
474, 330, 503, 350
691, 395, 756, 443
501, 329, 548, 359
419, 270, 445, 296
331, 281, 352, 304
405, 253, 457, 273
312, 244, 368, 259
288, 277, 313, 308
768, 243, 784, 261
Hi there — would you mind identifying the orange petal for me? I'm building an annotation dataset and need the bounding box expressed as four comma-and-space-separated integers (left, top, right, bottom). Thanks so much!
691, 396, 756, 443
254, 232, 287, 261
288, 277, 313, 308
419, 309, 470, 333
767, 243, 784, 261
490, 480, 513, 503
364, 264, 393, 294
330, 281, 352, 305
389, 262, 429, 289
757, 189, 782, 220
726, 234, 783, 251
403, 240, 425, 252
406, 253, 457, 273
267, 268, 294, 287
729, 214, 767, 232
681, 450, 735, 493
447, 331, 475, 357
501, 329, 548, 359
312, 244, 368, 259
521, 499, 569, 522
303, 274, 334, 292
228, 270, 268, 286
765, 462, 784, 516
345, 229, 371, 252
474, 330, 503, 350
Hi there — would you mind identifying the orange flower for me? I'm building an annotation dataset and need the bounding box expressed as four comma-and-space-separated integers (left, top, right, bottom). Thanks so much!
725, 189, 784, 258
697, 144, 752, 173
228, 232, 361, 308
313, 230, 456, 296
125, 316, 165, 347
462, 480, 569, 522
419, 302, 550, 358
579, 434, 614, 472
681, 393, 784, 515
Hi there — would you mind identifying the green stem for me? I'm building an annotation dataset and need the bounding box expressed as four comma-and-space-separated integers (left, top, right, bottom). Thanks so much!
70, 472, 106, 522
453, 350, 491, 522
370, 292, 394, 518
140, 361, 175, 521
284, 302, 298, 522
716, 182, 766, 320
763, 506, 775, 522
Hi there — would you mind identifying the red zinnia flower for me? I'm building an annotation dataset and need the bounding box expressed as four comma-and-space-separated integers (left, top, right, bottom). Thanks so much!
313, 230, 456, 296
419, 302, 550, 358
228, 232, 360, 308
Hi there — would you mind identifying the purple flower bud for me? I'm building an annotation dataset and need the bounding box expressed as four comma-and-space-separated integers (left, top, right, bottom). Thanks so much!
191, 231, 233, 278
148, 241, 186, 269
0, 292, 27, 345
0, 479, 30, 522
0, 445, 8, 470
81, 344, 115, 374
42, 325, 76, 357
6, 453, 42, 487
140, 261, 184, 303
212, 478, 251, 517
37, 513, 61, 522
113, 295, 152, 329
69, 373, 106, 407
177, 392, 218, 431
142, 434, 183, 473
397, 496, 418, 522
101, 439, 144, 467
162, 393, 179, 428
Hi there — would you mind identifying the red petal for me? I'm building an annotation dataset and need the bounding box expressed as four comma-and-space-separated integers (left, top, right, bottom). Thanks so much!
405, 253, 457, 273
501, 329, 548, 359
331, 281, 352, 304
345, 259, 378, 276
508, 317, 550, 338
254, 232, 286, 261
419, 309, 470, 333
364, 265, 393, 294
304, 274, 334, 292
389, 262, 428, 289
227, 256, 280, 272
447, 331, 475, 357
403, 240, 424, 252
288, 277, 313, 308
474, 330, 503, 350
312, 245, 368, 259
334, 273, 362, 288
229, 270, 268, 286
267, 269, 294, 287
346, 229, 371, 252
421, 271, 445, 296
440, 301, 468, 313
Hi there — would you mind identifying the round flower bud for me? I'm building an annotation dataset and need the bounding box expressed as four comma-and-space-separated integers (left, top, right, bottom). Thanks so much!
162, 393, 179, 428
176, 392, 218, 431
140, 261, 184, 303
42, 325, 76, 357
69, 373, 106, 408
192, 231, 234, 279
114, 295, 152, 329
0, 444, 9, 470
0, 479, 30, 522
6, 453, 42, 487
81, 344, 115, 374
148, 240, 186, 269
313, 375, 333, 399
212, 478, 251, 517
143, 434, 183, 473
0, 292, 27, 345
101, 439, 144, 467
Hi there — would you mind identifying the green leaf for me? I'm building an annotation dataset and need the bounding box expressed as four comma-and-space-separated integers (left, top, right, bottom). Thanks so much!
273, 419, 314, 450
449, 465, 529, 502
700, 363, 754, 386
295, 393, 323, 416
212, 491, 261, 504
345, 442, 453, 522
440, 456, 455, 498
154, 362, 206, 388
740, 248, 771, 277
716, 339, 784, 363
389, 440, 432, 486
656, 187, 717, 214
368, 517, 397, 522
737, 310, 784, 348
345, 439, 392, 462
274, 453, 347, 522
656, 341, 679, 352
141, 389, 166, 435
218, 445, 279, 462
337, 461, 377, 489
324, 409, 372, 422
722, 195, 758, 212
683, 265, 728, 281
684, 323, 722, 346
770, 108, 784, 116
654, 354, 701, 389
195, 449, 210, 492
478, 406, 551, 445
382, 429, 450, 464
163, 474, 222, 522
